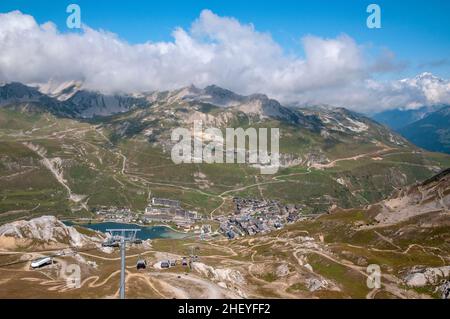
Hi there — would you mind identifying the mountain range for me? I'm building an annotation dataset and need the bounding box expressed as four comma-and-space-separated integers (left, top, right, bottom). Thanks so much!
0, 81, 449, 223
0, 81, 449, 299
372, 105, 442, 130
373, 105, 450, 154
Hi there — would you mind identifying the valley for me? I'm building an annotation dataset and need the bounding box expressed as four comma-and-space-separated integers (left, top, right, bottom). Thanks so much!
0, 83, 449, 299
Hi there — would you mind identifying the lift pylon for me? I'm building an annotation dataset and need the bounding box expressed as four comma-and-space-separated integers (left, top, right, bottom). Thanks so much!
106, 229, 141, 299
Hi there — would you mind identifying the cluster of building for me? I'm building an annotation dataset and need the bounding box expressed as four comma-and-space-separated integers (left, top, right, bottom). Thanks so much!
217, 197, 302, 239
94, 196, 305, 239
95, 207, 140, 223
143, 197, 201, 230
93, 198, 201, 230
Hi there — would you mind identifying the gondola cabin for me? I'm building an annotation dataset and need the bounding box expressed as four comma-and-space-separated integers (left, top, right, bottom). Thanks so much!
136, 259, 147, 270
102, 238, 119, 247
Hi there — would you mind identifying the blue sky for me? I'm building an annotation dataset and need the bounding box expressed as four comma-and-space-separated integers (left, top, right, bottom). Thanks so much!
1, 0, 449, 78
1, 1, 449, 111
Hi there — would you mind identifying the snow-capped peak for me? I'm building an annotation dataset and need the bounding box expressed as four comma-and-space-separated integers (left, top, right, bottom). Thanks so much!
398, 72, 450, 106
415, 72, 441, 81
400, 72, 447, 86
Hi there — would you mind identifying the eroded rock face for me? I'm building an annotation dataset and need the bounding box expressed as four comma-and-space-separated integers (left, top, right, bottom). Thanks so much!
276, 264, 290, 277
192, 262, 246, 286
306, 278, 328, 292
439, 281, 450, 299
191, 262, 247, 298
357, 257, 369, 267
405, 273, 428, 287
405, 266, 450, 287
375, 169, 450, 226
0, 216, 100, 249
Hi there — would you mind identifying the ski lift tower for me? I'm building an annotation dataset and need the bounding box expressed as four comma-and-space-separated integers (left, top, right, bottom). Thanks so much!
106, 228, 141, 299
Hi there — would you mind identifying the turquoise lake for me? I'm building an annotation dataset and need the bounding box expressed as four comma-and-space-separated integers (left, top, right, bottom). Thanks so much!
64, 221, 189, 240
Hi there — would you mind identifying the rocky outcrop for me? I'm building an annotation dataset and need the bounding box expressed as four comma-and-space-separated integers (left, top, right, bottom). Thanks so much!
439, 280, 450, 299
0, 216, 100, 249
191, 262, 247, 297
405, 266, 450, 287
192, 262, 246, 285
306, 278, 329, 292
276, 264, 290, 277
374, 169, 450, 225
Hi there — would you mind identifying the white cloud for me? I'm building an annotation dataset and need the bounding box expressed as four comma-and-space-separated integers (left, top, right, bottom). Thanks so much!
0, 9, 449, 113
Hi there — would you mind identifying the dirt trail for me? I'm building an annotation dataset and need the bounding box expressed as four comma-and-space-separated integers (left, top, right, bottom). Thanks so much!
125, 272, 167, 298
374, 231, 402, 250
299, 248, 423, 299
311, 143, 394, 169
152, 272, 241, 299
23, 142, 87, 209
0, 168, 36, 180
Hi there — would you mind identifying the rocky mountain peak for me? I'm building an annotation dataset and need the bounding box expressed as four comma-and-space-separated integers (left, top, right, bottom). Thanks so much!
38, 80, 83, 101
0, 82, 42, 103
